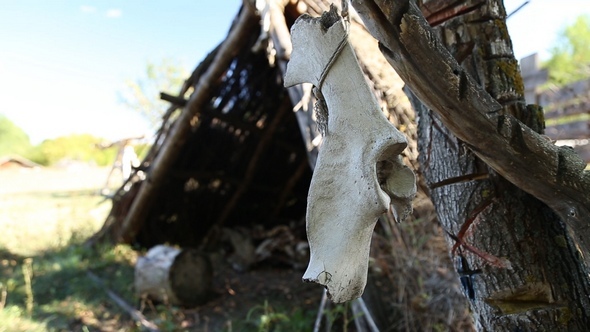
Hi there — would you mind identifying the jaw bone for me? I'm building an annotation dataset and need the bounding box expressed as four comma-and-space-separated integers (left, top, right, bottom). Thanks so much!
285, 6, 416, 303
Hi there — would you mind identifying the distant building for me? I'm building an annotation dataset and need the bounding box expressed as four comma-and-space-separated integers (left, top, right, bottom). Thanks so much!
0, 155, 41, 170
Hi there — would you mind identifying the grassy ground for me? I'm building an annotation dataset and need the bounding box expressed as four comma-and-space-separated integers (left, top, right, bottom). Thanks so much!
0, 166, 140, 331
0, 166, 320, 331
0, 243, 139, 331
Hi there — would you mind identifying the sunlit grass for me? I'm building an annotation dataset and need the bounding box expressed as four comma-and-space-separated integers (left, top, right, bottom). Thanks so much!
0, 167, 140, 331
0, 190, 110, 256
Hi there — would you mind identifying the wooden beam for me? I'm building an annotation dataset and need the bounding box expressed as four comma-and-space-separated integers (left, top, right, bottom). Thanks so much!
539, 79, 590, 106
271, 0, 321, 168
544, 100, 590, 119
546, 120, 590, 140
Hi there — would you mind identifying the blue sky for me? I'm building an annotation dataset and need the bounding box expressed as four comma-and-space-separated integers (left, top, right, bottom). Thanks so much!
0, 1, 240, 143
0, 1, 588, 144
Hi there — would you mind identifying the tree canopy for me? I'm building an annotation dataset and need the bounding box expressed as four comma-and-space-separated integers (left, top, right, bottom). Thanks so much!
31, 134, 117, 166
0, 114, 117, 166
544, 15, 590, 86
0, 114, 32, 158
119, 59, 188, 128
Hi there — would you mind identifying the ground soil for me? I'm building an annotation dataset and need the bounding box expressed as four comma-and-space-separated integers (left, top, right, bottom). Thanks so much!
181, 264, 323, 331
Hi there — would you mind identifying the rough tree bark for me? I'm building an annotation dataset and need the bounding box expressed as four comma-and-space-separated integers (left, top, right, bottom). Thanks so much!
352, 0, 590, 330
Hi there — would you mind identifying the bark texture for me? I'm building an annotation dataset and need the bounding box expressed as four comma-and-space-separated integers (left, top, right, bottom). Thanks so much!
415, 1, 590, 329
351, 0, 590, 329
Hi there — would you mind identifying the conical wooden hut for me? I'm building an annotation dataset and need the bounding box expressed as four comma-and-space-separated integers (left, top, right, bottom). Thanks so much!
89, 0, 472, 330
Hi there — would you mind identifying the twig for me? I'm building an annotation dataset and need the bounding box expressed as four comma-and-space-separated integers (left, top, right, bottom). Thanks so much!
450, 198, 495, 255
270, 157, 310, 220
313, 289, 329, 332
160, 92, 187, 107
448, 232, 512, 269
430, 172, 489, 189
354, 297, 380, 332
86, 271, 160, 332
200, 97, 292, 250
507, 0, 530, 19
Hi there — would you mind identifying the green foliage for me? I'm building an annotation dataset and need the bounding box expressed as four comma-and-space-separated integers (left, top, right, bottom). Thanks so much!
0, 114, 118, 166
0, 114, 32, 158
544, 15, 590, 86
22, 145, 49, 166
120, 58, 189, 128
238, 301, 315, 332
246, 300, 290, 331
30, 134, 117, 166
0, 242, 139, 332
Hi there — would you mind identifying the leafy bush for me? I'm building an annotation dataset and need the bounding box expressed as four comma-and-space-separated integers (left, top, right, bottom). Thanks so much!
0, 114, 120, 166
31, 134, 118, 167
544, 15, 590, 86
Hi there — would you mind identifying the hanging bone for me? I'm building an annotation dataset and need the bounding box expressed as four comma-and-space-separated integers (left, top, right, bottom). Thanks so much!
284, 5, 417, 303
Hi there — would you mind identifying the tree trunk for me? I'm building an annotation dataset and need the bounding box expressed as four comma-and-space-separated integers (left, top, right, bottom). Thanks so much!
409, 0, 590, 329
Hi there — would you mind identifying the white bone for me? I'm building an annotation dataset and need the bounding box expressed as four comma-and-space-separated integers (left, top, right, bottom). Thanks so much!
284, 6, 416, 303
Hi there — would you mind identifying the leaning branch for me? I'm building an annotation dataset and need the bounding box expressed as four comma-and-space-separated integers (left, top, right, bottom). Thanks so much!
351, 1, 590, 254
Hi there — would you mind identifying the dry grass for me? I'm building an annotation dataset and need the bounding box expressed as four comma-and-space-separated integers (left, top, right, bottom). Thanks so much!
0, 166, 111, 255
368, 193, 475, 331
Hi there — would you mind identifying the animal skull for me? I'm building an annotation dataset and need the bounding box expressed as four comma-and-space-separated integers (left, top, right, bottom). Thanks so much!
284, 6, 416, 303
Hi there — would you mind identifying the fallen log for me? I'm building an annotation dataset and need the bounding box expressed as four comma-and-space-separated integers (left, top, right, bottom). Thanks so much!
134, 245, 213, 306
